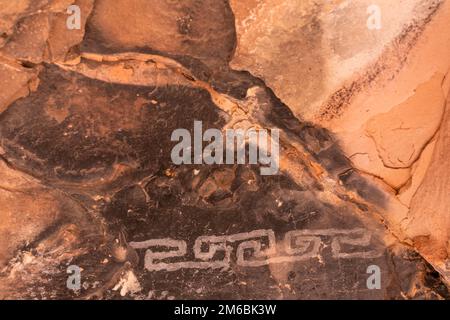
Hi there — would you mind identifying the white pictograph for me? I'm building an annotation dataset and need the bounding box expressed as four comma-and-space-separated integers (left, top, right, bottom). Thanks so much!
130, 228, 382, 272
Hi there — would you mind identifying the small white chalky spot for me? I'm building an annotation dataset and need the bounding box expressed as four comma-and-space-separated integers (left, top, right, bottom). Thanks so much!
113, 270, 142, 297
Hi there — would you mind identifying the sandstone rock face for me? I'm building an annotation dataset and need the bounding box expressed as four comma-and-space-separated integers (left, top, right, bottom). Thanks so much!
83, 0, 235, 68
407, 94, 450, 277
0, 0, 448, 300
365, 73, 445, 169
0, 159, 90, 269
0, 0, 93, 64
0, 60, 39, 113
231, 0, 450, 286
230, 0, 445, 120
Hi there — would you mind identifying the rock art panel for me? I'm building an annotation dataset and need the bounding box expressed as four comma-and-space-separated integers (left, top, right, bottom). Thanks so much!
0, 0, 448, 300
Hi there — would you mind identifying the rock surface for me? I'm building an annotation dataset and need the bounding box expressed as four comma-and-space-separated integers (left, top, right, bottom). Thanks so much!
0, 0, 448, 299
